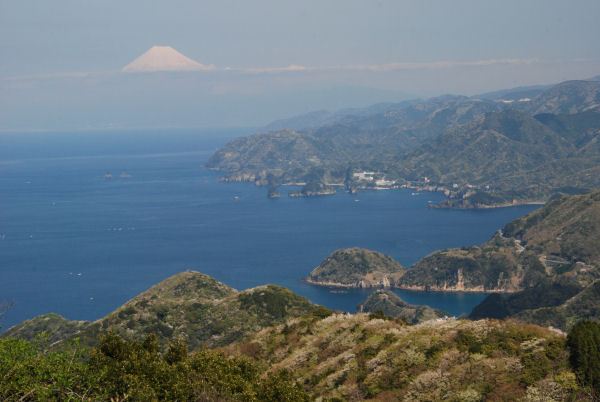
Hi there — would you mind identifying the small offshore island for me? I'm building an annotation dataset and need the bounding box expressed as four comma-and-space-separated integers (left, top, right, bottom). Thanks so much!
305, 190, 600, 331
306, 248, 407, 288
307, 191, 600, 293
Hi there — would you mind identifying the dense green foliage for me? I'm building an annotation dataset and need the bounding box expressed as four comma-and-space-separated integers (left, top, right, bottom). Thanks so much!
207, 96, 506, 189
0, 336, 98, 400
567, 320, 600, 397
4, 314, 590, 400
465, 191, 600, 329
0, 332, 308, 401
228, 314, 586, 400
503, 190, 600, 266
0, 313, 87, 346
398, 237, 533, 292
3, 272, 316, 351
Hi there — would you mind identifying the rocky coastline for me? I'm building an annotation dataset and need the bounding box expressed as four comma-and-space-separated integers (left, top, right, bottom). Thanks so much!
210, 167, 545, 209
304, 277, 517, 293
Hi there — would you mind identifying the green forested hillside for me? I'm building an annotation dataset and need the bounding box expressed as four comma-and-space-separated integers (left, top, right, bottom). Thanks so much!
465, 191, 600, 329
3, 268, 600, 399
206, 96, 505, 190
3, 271, 316, 350
521, 80, 600, 115
0, 332, 309, 401
207, 80, 600, 207
3, 311, 595, 400
396, 232, 547, 292
403, 190, 600, 293
502, 190, 600, 265
513, 280, 600, 330
226, 313, 586, 400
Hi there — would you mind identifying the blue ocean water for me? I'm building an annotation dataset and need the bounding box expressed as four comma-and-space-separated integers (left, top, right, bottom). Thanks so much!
0, 129, 540, 331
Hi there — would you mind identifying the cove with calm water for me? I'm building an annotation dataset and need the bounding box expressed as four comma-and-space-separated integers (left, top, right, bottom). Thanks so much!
0, 129, 540, 331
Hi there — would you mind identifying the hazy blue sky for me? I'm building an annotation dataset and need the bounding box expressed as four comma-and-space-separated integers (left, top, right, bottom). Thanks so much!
1, 0, 599, 130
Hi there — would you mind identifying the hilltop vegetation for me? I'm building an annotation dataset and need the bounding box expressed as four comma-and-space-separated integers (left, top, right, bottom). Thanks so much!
5, 311, 599, 400
227, 313, 587, 400
397, 232, 544, 293
306, 248, 406, 288
207, 80, 600, 207
3, 268, 600, 399
397, 109, 600, 207
502, 190, 600, 266
3, 271, 316, 351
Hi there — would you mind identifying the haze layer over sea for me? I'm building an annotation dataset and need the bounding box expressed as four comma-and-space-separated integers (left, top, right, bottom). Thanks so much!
0, 129, 540, 330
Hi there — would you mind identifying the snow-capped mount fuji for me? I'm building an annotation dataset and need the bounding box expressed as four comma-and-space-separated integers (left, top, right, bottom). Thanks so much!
122, 46, 215, 73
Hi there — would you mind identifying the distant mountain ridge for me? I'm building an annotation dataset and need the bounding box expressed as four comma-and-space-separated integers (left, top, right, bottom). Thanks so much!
263, 100, 417, 131
475, 85, 550, 101
398, 108, 600, 207
207, 94, 508, 190
520, 80, 600, 115
265, 78, 600, 131
207, 79, 600, 208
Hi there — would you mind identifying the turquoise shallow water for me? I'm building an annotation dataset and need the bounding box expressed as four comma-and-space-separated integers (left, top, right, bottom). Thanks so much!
0, 129, 540, 330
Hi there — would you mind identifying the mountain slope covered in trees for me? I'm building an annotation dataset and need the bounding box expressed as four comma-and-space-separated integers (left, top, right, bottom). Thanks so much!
464, 190, 600, 329
226, 313, 585, 400
207, 80, 600, 207
3, 271, 316, 350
